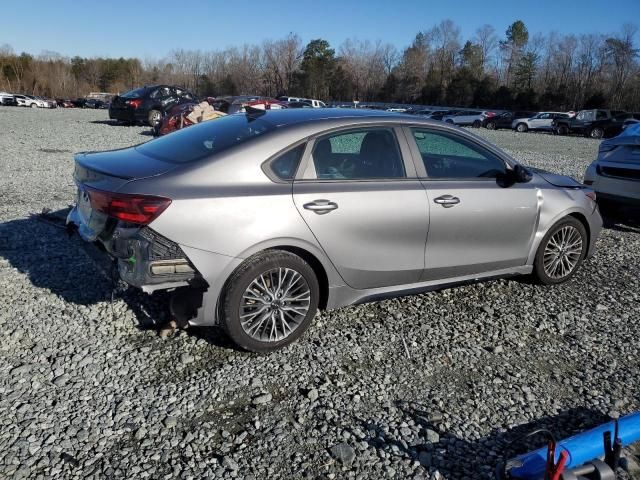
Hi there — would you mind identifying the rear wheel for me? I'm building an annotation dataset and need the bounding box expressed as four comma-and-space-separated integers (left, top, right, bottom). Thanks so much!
148, 109, 162, 126
472, 120, 482, 128
30, 103, 37, 108
557, 125, 569, 135
221, 250, 319, 352
533, 217, 587, 285
486, 121, 497, 130
589, 127, 604, 139
516, 123, 528, 133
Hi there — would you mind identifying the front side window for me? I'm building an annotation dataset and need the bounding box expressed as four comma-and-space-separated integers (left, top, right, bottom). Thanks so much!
411, 129, 506, 179
311, 128, 405, 180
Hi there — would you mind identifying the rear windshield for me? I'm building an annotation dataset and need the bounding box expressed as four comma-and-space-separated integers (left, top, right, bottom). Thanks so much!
136, 114, 276, 163
121, 87, 148, 99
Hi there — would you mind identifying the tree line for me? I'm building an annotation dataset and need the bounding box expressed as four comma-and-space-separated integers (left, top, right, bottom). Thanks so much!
1, 19, 639, 111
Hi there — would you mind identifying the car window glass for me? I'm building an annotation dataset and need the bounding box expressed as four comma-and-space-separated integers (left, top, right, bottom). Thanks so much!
596, 110, 607, 120
270, 144, 305, 181
577, 111, 594, 121
136, 115, 275, 164
411, 129, 506, 179
312, 128, 405, 180
539, 113, 551, 119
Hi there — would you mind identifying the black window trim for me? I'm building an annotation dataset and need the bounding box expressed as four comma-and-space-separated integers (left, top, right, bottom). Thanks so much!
402, 125, 513, 181
297, 125, 417, 183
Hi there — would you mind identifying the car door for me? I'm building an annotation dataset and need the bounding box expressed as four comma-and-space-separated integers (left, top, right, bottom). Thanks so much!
404, 127, 539, 281
529, 113, 550, 129
293, 126, 429, 289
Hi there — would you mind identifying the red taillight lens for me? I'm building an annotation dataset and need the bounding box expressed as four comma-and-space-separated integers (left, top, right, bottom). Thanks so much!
126, 98, 142, 109
486, 111, 496, 117
86, 188, 171, 225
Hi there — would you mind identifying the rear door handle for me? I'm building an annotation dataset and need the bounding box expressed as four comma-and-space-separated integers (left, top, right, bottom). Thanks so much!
433, 195, 460, 208
303, 199, 339, 214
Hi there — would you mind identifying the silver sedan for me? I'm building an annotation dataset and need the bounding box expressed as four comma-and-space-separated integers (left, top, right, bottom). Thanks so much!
67, 109, 602, 351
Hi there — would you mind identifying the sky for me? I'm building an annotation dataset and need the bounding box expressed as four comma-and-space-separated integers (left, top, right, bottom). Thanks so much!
2, 0, 639, 59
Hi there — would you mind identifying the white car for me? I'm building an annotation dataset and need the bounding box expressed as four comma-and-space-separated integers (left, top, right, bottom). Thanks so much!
277, 97, 326, 108
442, 110, 493, 126
511, 112, 570, 132
14, 95, 48, 108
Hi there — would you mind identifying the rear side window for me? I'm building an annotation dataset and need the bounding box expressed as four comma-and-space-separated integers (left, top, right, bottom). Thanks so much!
136, 115, 275, 164
411, 129, 506, 179
270, 144, 305, 181
311, 128, 405, 180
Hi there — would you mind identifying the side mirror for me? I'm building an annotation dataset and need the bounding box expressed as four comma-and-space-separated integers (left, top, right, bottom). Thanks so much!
512, 164, 532, 183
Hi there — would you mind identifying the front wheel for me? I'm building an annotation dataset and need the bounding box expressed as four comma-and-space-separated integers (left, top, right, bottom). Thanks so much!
557, 125, 569, 135
472, 120, 482, 128
486, 121, 496, 130
30, 103, 38, 108
516, 123, 528, 133
221, 250, 319, 352
533, 217, 587, 285
589, 127, 604, 139
148, 109, 162, 126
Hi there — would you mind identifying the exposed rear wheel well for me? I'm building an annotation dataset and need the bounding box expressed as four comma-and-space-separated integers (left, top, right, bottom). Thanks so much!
275, 246, 329, 310
569, 212, 590, 252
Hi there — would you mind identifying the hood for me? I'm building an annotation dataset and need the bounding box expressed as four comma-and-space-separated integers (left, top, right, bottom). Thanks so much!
528, 167, 584, 189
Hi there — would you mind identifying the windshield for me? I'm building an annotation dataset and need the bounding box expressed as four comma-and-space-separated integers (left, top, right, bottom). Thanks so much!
136, 114, 276, 163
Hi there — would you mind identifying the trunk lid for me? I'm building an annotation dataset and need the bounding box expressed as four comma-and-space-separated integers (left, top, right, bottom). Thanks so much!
75, 147, 179, 183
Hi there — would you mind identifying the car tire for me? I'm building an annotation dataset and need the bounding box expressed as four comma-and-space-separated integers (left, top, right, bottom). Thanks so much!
221, 250, 320, 352
533, 217, 587, 285
148, 109, 162, 126
486, 121, 496, 130
589, 127, 604, 139
557, 125, 569, 135
30, 103, 37, 109
445, 119, 454, 124
516, 123, 528, 133
472, 120, 482, 128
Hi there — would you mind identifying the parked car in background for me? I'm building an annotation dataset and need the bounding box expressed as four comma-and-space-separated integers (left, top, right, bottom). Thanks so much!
85, 99, 107, 109
306, 99, 326, 108
552, 109, 629, 139
0, 92, 17, 106
56, 98, 75, 108
14, 95, 47, 108
482, 111, 536, 130
424, 110, 457, 121
286, 101, 314, 108
584, 123, 640, 213
210, 96, 285, 114
109, 85, 197, 126
410, 109, 433, 116
512, 112, 570, 132
442, 110, 494, 127
67, 108, 601, 352
72, 98, 87, 108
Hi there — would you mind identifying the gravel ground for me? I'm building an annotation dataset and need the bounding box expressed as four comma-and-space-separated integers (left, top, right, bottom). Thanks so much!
1, 106, 639, 480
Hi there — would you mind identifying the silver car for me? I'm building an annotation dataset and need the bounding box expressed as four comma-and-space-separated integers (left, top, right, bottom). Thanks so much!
67, 109, 602, 351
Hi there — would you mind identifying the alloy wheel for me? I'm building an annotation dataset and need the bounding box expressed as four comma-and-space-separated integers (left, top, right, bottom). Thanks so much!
239, 267, 311, 342
542, 225, 584, 279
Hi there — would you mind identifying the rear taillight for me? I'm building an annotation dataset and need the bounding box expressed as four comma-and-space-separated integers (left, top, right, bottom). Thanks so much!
486, 111, 496, 117
86, 187, 171, 225
126, 98, 142, 109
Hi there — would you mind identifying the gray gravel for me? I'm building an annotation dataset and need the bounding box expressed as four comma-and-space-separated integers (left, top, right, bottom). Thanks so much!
1, 106, 639, 479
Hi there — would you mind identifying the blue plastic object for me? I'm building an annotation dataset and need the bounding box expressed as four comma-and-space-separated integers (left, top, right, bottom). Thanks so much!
508, 411, 640, 479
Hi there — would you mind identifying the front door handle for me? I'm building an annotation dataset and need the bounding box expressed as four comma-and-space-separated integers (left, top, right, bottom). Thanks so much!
303, 199, 339, 214
433, 195, 460, 208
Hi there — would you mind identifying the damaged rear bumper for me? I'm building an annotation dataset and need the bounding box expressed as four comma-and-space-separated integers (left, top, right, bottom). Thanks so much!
67, 205, 202, 292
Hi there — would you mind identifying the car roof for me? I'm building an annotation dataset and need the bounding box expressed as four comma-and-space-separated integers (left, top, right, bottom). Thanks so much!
252, 108, 413, 127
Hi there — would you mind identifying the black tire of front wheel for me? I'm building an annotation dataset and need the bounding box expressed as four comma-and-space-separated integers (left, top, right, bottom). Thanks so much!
533, 217, 587, 285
